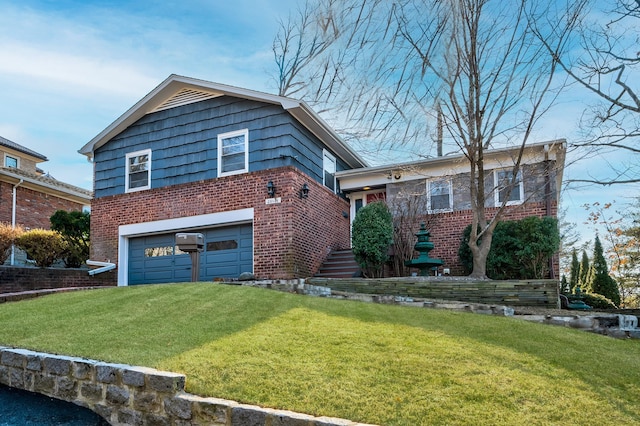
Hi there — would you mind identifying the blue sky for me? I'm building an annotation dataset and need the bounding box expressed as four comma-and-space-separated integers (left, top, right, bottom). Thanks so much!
0, 0, 637, 245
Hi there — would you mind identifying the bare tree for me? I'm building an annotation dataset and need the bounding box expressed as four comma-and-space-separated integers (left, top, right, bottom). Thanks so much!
535, 0, 640, 185
272, 0, 583, 278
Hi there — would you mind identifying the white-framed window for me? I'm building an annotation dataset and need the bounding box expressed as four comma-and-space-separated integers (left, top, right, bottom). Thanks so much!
494, 168, 523, 206
323, 149, 337, 192
218, 129, 249, 177
4, 155, 18, 168
427, 178, 453, 212
125, 149, 151, 192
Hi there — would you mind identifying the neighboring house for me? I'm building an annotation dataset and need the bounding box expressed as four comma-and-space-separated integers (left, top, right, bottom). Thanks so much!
0, 136, 92, 264
79, 75, 366, 286
336, 140, 566, 277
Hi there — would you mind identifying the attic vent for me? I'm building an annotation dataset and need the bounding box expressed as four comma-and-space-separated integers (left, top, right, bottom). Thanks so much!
152, 88, 222, 112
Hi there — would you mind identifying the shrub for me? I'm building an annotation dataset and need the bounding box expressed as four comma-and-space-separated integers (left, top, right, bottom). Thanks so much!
459, 216, 560, 279
15, 229, 66, 267
0, 223, 23, 264
351, 202, 394, 278
580, 292, 617, 310
50, 210, 90, 268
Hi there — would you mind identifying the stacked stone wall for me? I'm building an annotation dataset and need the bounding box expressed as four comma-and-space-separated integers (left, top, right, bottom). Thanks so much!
0, 347, 374, 426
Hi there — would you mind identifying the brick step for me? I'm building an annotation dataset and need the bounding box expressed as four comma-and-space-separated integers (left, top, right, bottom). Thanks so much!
315, 249, 361, 278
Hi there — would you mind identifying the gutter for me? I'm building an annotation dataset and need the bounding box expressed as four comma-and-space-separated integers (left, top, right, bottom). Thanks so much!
10, 179, 23, 265
86, 260, 116, 276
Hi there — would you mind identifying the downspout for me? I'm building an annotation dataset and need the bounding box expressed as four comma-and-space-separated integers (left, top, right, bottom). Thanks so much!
543, 145, 555, 279
11, 179, 24, 265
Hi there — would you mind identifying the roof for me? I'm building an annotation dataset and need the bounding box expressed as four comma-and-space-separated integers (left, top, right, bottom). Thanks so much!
79, 74, 368, 169
336, 139, 567, 192
0, 136, 48, 162
0, 166, 92, 204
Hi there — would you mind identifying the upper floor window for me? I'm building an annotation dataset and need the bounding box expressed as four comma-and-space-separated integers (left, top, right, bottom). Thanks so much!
218, 129, 248, 177
494, 168, 523, 206
323, 150, 336, 192
427, 178, 453, 212
4, 155, 18, 168
126, 149, 151, 192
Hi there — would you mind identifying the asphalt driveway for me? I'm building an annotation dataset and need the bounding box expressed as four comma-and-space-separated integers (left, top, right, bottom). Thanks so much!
0, 384, 107, 425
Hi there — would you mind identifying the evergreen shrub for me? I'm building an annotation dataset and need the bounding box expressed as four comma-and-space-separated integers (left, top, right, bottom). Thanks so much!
351, 202, 393, 278
458, 216, 559, 279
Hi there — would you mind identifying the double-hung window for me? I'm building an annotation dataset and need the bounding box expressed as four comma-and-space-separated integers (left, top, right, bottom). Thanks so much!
125, 149, 151, 192
427, 178, 453, 212
494, 168, 523, 206
323, 150, 336, 192
4, 155, 18, 168
218, 129, 248, 177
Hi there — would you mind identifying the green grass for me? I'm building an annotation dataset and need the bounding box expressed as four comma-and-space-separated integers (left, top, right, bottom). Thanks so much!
0, 283, 639, 425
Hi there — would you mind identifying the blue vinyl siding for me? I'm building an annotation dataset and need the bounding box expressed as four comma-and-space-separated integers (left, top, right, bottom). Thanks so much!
94, 96, 351, 198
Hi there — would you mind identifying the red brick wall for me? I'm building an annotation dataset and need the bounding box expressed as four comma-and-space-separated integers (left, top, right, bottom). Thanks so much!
0, 182, 85, 229
0, 266, 115, 294
91, 167, 351, 281
413, 201, 559, 277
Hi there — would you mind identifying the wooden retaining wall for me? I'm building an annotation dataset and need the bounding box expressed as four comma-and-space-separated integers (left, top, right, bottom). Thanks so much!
306, 277, 560, 308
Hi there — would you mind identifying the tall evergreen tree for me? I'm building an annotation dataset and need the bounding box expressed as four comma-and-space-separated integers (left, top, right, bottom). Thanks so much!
560, 275, 570, 294
569, 249, 580, 293
578, 250, 590, 289
586, 235, 621, 307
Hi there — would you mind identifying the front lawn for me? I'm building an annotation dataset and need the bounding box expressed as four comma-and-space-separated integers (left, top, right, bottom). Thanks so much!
0, 283, 638, 425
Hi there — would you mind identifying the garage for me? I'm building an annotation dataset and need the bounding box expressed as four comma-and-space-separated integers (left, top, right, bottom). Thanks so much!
128, 224, 252, 285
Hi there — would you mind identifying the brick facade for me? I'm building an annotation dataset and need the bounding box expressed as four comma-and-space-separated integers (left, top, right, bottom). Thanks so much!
0, 181, 86, 230
91, 167, 351, 282
411, 201, 559, 277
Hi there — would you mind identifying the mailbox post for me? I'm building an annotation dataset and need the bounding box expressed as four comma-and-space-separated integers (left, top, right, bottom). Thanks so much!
175, 233, 204, 282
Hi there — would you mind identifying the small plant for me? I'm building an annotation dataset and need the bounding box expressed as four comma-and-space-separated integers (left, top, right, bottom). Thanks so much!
0, 222, 23, 264
351, 202, 393, 278
15, 229, 66, 267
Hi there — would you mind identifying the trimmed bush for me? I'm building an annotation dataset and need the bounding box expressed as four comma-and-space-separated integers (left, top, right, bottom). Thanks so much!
351, 202, 394, 278
15, 229, 66, 267
0, 223, 23, 264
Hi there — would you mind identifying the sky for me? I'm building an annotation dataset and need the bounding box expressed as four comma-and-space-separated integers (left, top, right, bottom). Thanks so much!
0, 0, 638, 248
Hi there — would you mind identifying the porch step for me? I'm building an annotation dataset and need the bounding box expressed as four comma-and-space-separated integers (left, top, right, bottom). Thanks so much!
315, 249, 361, 278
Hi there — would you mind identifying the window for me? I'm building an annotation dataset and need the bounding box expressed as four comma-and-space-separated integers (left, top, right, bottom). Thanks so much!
323, 150, 336, 192
428, 178, 453, 212
494, 169, 523, 206
126, 149, 151, 192
4, 155, 18, 168
206, 240, 238, 251
218, 129, 248, 177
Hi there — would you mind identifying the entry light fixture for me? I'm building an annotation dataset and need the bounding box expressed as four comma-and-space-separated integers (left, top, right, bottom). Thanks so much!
267, 181, 276, 197
299, 183, 310, 199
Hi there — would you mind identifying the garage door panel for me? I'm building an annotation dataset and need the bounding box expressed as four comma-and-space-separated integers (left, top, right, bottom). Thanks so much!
128, 224, 252, 285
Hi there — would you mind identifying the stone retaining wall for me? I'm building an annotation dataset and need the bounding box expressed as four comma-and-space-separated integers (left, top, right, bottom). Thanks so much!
0, 346, 375, 426
307, 277, 560, 308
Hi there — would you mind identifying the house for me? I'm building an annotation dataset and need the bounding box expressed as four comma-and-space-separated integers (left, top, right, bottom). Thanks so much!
79, 75, 367, 286
1, 136, 92, 264
336, 140, 566, 277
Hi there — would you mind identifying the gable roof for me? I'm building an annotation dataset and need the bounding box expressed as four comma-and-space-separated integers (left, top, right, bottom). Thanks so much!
0, 166, 92, 204
79, 74, 368, 169
0, 136, 48, 162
